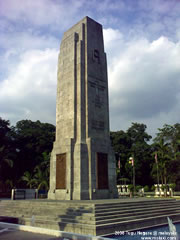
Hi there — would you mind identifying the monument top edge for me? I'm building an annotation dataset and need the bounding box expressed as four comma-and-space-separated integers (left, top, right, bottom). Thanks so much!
63, 16, 102, 36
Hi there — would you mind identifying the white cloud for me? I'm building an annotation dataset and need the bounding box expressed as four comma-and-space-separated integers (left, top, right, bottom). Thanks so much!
103, 28, 123, 46
1, 26, 179, 138
0, 48, 58, 124
103, 29, 180, 136
0, 30, 59, 51
0, 29, 59, 93
0, 0, 180, 139
0, 0, 84, 31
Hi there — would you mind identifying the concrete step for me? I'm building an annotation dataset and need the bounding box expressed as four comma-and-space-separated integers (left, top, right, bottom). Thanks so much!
16, 217, 97, 235
1, 198, 180, 236
95, 205, 180, 219
3, 211, 180, 236
1, 199, 177, 213
95, 198, 175, 207
94, 202, 180, 216
3, 202, 180, 218
2, 200, 180, 220
95, 212, 180, 236
0, 207, 95, 219
2, 203, 180, 226
95, 209, 180, 225
94, 200, 177, 213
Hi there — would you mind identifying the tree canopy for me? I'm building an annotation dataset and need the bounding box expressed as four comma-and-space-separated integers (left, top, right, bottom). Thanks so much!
0, 118, 55, 189
152, 124, 180, 189
111, 123, 153, 186
0, 117, 179, 191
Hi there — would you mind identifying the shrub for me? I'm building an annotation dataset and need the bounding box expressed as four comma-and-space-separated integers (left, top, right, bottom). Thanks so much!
169, 183, 176, 190
128, 184, 134, 192
136, 185, 142, 192
144, 185, 149, 192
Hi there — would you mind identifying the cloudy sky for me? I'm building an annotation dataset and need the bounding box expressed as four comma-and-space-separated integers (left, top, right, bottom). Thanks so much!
0, 0, 180, 139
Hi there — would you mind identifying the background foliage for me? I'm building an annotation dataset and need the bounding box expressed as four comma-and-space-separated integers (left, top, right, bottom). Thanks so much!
0, 117, 179, 191
0, 118, 55, 190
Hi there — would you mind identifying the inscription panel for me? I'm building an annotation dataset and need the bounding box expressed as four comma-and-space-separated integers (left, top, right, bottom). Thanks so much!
56, 153, 66, 189
96, 153, 108, 189
91, 120, 104, 130
89, 80, 105, 109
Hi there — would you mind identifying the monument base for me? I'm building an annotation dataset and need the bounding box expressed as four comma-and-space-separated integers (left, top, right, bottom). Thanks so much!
1, 198, 180, 236
48, 189, 118, 200
48, 137, 118, 200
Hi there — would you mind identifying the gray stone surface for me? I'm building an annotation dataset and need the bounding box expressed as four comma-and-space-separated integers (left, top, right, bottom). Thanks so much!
48, 16, 118, 200
1, 198, 180, 236
0, 229, 61, 240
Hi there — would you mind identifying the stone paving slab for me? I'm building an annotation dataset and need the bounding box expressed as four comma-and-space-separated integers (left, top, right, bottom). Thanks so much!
0, 222, 111, 240
0, 228, 66, 240
1, 197, 173, 204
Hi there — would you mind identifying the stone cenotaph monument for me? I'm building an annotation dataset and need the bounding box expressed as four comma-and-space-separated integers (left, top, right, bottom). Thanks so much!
48, 16, 118, 200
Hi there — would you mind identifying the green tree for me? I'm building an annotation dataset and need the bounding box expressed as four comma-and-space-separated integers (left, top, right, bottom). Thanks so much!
0, 117, 15, 186
111, 123, 153, 186
152, 139, 170, 185
126, 123, 153, 186
21, 152, 50, 190
12, 120, 55, 185
33, 165, 49, 190
21, 171, 35, 189
153, 124, 180, 190
110, 130, 131, 183
40, 152, 50, 175
154, 124, 180, 154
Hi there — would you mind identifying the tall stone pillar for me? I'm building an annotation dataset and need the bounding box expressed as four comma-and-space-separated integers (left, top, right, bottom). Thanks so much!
48, 16, 118, 200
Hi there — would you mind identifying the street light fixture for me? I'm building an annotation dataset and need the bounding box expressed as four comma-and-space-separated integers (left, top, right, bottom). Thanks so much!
129, 156, 135, 196
115, 152, 121, 183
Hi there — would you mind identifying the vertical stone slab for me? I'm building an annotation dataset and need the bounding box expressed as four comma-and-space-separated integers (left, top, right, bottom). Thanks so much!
56, 154, 66, 189
48, 16, 118, 200
96, 153, 108, 189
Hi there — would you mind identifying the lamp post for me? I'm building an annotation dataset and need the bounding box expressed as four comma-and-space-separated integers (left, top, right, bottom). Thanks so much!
129, 156, 135, 195
155, 153, 160, 193
115, 152, 121, 183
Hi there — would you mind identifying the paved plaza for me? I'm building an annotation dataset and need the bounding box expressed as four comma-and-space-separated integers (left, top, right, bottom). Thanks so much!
0, 227, 68, 240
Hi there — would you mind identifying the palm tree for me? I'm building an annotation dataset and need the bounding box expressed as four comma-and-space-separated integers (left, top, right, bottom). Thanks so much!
21, 171, 35, 188
40, 152, 50, 174
33, 165, 49, 190
153, 138, 171, 197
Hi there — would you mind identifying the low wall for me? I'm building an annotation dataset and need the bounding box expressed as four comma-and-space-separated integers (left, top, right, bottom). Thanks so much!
154, 184, 174, 197
11, 189, 38, 200
117, 185, 130, 197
